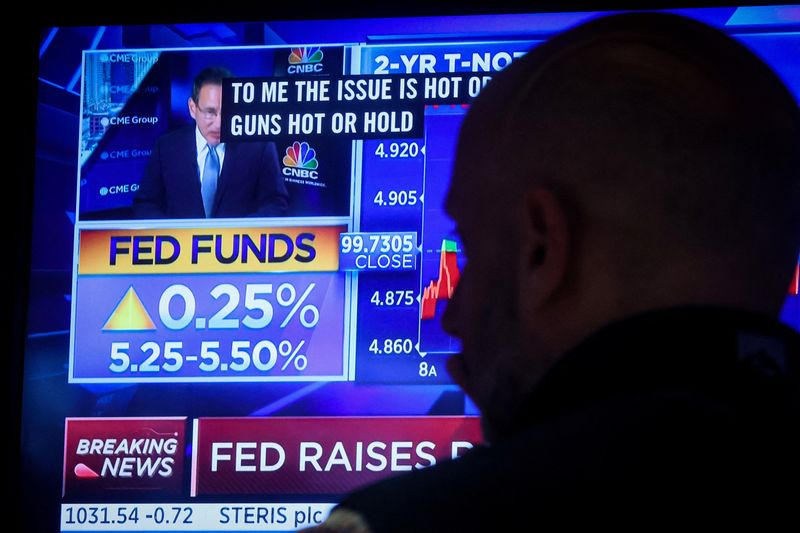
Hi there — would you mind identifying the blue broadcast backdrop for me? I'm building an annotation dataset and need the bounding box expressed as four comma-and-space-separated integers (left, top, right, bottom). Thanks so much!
24, 6, 800, 532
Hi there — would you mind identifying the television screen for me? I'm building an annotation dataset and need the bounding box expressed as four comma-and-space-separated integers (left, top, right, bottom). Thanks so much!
21, 4, 800, 531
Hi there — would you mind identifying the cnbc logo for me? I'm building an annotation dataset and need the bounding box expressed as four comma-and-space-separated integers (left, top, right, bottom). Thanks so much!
283, 141, 319, 179
287, 46, 324, 74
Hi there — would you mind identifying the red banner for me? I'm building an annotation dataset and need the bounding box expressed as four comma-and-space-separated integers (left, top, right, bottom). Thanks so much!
191, 416, 482, 496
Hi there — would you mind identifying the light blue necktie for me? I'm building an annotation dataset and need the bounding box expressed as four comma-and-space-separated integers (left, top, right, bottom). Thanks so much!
201, 144, 219, 217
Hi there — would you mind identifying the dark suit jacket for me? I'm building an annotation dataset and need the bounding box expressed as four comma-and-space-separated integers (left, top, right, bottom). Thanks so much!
133, 125, 288, 218
335, 307, 800, 529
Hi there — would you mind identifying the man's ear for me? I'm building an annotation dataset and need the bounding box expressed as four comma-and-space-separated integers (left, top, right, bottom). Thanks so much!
518, 187, 571, 310
188, 97, 197, 120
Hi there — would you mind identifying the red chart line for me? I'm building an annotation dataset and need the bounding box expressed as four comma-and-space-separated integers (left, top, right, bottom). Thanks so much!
421, 243, 460, 320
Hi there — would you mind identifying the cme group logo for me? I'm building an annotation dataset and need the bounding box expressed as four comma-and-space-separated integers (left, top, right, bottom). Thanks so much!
288, 47, 324, 74
283, 141, 319, 179
99, 183, 139, 196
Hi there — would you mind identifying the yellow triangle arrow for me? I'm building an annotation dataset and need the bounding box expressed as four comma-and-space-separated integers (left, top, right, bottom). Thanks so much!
102, 286, 156, 331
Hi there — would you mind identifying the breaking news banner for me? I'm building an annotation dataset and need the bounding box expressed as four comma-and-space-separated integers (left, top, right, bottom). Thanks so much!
59, 416, 482, 530
63, 418, 188, 498
191, 416, 482, 496
221, 73, 492, 141
69, 226, 348, 382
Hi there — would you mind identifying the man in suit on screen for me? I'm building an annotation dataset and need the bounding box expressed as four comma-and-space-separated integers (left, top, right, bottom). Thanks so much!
133, 66, 288, 219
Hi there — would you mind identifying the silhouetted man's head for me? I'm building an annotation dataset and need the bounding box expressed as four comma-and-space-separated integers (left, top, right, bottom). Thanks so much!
442, 12, 800, 442
188, 66, 232, 146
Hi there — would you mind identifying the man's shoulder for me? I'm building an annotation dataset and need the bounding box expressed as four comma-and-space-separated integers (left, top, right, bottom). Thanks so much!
232, 140, 278, 156
336, 396, 796, 531
334, 309, 800, 529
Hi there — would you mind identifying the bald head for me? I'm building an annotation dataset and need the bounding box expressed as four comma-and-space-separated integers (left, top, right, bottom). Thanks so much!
452, 12, 800, 314
443, 12, 800, 441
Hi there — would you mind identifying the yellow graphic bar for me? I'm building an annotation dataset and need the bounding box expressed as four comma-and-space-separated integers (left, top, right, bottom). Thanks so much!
78, 226, 344, 275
